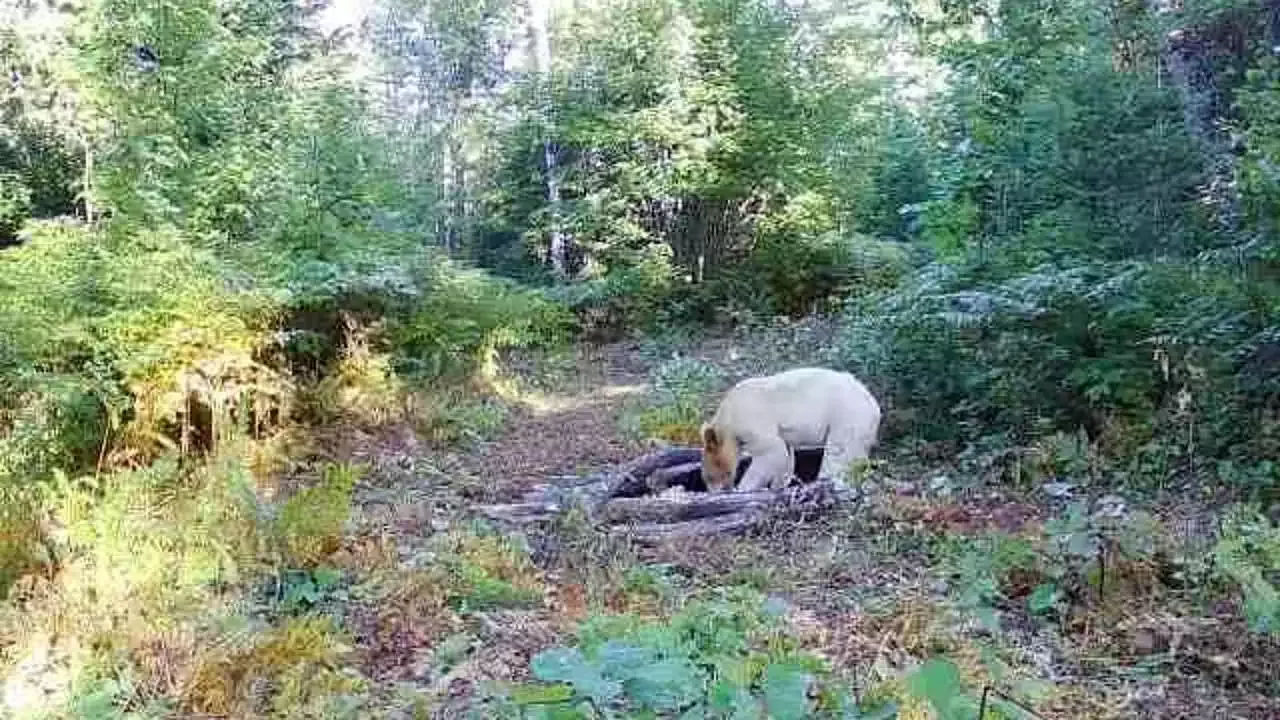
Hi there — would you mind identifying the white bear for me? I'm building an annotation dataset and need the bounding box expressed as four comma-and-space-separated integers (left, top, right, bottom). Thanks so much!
700, 367, 881, 492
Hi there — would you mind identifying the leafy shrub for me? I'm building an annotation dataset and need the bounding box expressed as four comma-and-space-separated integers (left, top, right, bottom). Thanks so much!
499, 588, 894, 719
831, 259, 1275, 476
750, 232, 912, 318
0, 221, 283, 478
393, 264, 573, 381
550, 243, 679, 342
306, 336, 409, 428
936, 533, 1041, 630
14, 447, 269, 675
0, 173, 33, 241
742, 192, 914, 318
1212, 506, 1280, 635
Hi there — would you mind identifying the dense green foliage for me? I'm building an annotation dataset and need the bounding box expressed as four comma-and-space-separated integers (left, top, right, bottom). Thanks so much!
0, 0, 567, 493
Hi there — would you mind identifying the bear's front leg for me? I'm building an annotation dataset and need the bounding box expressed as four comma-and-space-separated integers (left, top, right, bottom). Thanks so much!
736, 438, 792, 492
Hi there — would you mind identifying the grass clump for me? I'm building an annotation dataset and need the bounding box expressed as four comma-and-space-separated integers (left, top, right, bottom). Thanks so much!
186, 615, 363, 718
431, 526, 545, 612
411, 390, 509, 448
276, 462, 360, 568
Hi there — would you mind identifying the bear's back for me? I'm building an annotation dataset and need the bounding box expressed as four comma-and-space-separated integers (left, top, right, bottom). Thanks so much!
716, 367, 867, 439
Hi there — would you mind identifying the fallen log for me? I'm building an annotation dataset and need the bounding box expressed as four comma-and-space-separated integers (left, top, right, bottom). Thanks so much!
599, 489, 771, 525
607, 481, 853, 543
472, 445, 852, 539
605, 447, 705, 498
613, 513, 762, 542
474, 500, 567, 525
644, 461, 705, 494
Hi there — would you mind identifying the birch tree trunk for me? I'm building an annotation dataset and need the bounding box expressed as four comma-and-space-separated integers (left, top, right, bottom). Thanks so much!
527, 0, 569, 278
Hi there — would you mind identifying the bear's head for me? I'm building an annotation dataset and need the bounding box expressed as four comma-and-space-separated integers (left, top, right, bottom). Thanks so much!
700, 424, 737, 492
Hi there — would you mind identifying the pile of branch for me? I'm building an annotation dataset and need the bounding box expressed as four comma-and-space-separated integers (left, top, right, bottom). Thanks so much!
474, 446, 857, 543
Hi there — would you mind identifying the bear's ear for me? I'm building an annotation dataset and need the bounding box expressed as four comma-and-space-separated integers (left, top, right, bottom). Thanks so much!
701, 424, 719, 450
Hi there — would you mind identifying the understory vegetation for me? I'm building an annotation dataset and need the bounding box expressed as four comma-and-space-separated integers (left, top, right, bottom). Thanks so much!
1, 0, 1278, 717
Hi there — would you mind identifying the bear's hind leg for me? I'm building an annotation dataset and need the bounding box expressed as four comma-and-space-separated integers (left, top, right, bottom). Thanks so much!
820, 426, 874, 490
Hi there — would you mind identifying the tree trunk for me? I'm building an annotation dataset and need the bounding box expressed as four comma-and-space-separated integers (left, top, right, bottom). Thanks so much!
1150, 1, 1243, 236
82, 138, 95, 225
527, 0, 569, 277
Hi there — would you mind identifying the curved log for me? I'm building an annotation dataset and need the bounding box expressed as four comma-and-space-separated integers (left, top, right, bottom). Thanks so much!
473, 446, 851, 538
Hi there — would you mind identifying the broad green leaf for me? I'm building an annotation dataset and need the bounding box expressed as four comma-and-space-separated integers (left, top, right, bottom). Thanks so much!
531, 647, 622, 705
907, 658, 970, 720
859, 702, 900, 720
975, 606, 1001, 633
531, 648, 588, 683
313, 566, 343, 589
624, 658, 703, 711
709, 679, 760, 720
523, 702, 594, 720
763, 662, 812, 720
1027, 583, 1059, 615
597, 640, 657, 676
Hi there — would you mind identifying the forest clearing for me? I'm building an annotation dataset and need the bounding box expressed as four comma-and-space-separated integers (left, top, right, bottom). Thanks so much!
1, 0, 1278, 718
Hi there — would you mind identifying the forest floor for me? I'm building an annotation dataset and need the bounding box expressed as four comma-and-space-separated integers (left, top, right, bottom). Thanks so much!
259, 324, 1280, 717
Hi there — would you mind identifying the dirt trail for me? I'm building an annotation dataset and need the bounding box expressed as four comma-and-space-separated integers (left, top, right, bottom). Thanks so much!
463, 343, 653, 500
332, 342, 657, 552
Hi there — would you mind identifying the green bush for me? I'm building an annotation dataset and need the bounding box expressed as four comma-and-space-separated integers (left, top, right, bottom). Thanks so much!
0, 173, 33, 241
549, 243, 679, 341
45, 448, 268, 626
749, 227, 913, 318
393, 263, 573, 381
830, 259, 1276, 475
276, 463, 361, 568
1212, 506, 1280, 635
0, 221, 280, 481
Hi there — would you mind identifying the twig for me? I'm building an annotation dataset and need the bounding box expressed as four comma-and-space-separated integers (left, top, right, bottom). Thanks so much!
986, 686, 1049, 720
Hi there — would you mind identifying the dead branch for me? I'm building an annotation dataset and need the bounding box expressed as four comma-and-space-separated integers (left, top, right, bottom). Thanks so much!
474, 500, 567, 525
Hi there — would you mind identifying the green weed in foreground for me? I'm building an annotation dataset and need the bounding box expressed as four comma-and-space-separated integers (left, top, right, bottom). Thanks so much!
489, 587, 897, 719
433, 525, 545, 611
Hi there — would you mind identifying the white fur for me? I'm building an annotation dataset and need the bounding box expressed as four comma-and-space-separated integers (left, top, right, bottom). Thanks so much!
708, 367, 881, 491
